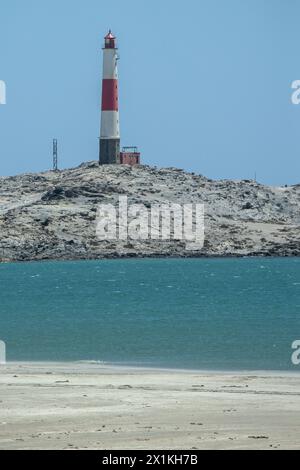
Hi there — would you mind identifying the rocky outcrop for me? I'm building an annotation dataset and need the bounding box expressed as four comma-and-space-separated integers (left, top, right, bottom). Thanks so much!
0, 162, 299, 261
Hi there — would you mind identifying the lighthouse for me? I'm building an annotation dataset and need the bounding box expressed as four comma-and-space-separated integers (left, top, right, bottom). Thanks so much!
99, 30, 120, 164
99, 30, 141, 165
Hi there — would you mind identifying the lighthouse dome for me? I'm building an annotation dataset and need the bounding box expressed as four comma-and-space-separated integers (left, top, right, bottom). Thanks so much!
104, 30, 116, 49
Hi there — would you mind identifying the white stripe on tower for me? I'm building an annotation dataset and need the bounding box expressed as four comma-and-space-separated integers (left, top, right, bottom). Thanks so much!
99, 30, 120, 164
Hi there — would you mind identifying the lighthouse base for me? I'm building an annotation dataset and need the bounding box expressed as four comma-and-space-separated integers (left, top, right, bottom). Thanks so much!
99, 139, 120, 164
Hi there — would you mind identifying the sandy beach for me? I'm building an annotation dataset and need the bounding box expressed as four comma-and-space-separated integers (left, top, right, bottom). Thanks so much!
0, 362, 299, 450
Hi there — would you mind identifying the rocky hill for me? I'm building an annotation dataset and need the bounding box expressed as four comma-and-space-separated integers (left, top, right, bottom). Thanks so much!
0, 162, 299, 261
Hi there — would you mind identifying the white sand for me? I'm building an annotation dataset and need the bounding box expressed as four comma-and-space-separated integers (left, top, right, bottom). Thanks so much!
0, 362, 300, 450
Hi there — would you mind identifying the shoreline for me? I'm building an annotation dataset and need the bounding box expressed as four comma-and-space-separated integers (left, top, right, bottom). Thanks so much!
2, 361, 300, 377
1, 254, 300, 264
1, 361, 300, 449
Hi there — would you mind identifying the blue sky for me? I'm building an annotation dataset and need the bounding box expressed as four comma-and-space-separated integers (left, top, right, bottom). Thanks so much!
0, 0, 299, 185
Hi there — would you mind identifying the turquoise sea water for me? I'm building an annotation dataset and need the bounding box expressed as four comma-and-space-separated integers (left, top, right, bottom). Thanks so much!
0, 258, 299, 370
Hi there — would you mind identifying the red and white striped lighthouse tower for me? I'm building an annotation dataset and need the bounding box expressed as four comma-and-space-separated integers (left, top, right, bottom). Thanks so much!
99, 30, 120, 164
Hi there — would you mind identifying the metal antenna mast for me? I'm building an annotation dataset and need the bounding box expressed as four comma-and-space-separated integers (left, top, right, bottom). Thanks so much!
53, 139, 58, 171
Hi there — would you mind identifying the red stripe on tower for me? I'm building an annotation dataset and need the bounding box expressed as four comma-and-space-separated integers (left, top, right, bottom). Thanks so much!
101, 79, 119, 111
